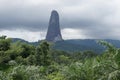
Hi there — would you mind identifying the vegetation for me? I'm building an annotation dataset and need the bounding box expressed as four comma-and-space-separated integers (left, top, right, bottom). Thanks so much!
0, 36, 120, 80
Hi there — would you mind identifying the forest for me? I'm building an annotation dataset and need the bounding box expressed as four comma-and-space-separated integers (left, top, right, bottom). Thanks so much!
0, 36, 120, 80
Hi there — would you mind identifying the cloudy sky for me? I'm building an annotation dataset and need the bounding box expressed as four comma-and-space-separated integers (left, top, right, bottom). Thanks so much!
0, 0, 120, 42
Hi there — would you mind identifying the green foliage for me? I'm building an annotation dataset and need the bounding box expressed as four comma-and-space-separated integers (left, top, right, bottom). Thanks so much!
35, 41, 51, 66
0, 36, 120, 80
115, 49, 120, 68
50, 50, 71, 64
19, 43, 35, 58
0, 37, 11, 64
0, 65, 44, 80
0, 36, 11, 51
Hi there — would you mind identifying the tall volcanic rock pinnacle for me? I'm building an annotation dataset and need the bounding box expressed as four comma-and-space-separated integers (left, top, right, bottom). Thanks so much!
46, 10, 63, 42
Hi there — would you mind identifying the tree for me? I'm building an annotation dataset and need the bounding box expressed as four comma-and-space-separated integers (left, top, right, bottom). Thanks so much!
0, 36, 11, 63
19, 43, 35, 58
35, 41, 51, 66
0, 36, 11, 51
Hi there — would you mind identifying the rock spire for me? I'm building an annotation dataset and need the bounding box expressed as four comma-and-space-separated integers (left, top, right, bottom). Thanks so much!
46, 10, 63, 42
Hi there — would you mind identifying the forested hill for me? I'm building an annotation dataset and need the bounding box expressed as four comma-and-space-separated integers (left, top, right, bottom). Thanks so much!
12, 38, 120, 53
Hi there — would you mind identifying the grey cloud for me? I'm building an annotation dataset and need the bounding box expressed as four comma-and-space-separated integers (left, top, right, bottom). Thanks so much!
0, 0, 120, 40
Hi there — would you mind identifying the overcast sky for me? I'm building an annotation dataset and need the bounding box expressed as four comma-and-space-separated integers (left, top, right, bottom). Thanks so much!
0, 0, 120, 42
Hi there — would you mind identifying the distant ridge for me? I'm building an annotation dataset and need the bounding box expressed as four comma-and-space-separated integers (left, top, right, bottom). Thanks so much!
12, 38, 120, 53
12, 38, 29, 43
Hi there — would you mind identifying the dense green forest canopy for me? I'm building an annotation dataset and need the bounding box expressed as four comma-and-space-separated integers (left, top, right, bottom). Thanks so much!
0, 36, 120, 80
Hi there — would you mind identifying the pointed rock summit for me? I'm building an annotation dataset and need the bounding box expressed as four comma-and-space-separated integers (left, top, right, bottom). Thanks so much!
46, 10, 63, 42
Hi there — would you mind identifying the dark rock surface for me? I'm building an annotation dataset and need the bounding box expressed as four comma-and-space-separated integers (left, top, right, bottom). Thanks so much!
46, 10, 63, 42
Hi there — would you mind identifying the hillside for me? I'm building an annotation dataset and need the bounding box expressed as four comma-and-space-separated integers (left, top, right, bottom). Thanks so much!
12, 38, 120, 53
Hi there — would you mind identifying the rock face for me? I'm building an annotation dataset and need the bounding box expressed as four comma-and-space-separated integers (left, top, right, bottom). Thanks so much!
46, 10, 63, 42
